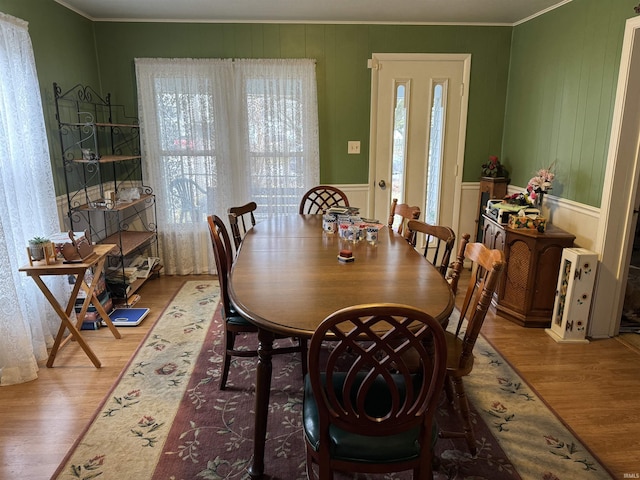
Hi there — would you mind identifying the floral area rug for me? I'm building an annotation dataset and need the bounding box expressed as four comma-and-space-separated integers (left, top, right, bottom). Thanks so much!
52, 280, 220, 480
53, 281, 613, 480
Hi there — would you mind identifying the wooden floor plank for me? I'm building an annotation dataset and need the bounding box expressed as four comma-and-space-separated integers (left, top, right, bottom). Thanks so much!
480, 298, 640, 478
1, 273, 639, 479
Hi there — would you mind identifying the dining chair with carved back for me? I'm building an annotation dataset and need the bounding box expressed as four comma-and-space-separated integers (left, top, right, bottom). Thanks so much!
407, 219, 456, 281
299, 185, 350, 214
303, 303, 447, 480
227, 201, 257, 251
438, 236, 505, 455
207, 214, 307, 389
388, 198, 421, 240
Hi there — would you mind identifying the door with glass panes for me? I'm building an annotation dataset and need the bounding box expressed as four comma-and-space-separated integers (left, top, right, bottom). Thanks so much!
370, 53, 470, 244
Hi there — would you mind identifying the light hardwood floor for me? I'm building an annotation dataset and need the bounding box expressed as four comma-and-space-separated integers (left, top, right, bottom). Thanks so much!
1, 274, 639, 479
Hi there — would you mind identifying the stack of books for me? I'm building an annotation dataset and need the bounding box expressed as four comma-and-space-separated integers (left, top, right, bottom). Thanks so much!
76, 290, 113, 330
66, 260, 151, 329
106, 266, 138, 284
105, 256, 161, 300
105, 264, 137, 300
134, 256, 161, 279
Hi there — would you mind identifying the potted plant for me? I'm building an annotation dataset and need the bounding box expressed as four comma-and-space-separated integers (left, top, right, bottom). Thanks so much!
481, 155, 508, 178
28, 236, 50, 261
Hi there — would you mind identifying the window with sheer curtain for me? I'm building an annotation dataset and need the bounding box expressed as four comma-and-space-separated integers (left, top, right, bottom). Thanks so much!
0, 13, 69, 385
135, 58, 319, 275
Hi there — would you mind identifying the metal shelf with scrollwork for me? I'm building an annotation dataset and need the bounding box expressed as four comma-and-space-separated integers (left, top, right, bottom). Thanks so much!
53, 82, 160, 304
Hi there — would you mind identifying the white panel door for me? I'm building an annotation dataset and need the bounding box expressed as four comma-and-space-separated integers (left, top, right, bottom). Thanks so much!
369, 53, 470, 237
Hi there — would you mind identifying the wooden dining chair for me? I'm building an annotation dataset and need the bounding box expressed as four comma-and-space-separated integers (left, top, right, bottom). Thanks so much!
438, 238, 505, 455
388, 198, 421, 239
303, 303, 447, 480
227, 201, 257, 250
448, 233, 470, 296
299, 185, 349, 214
407, 219, 456, 279
207, 214, 307, 389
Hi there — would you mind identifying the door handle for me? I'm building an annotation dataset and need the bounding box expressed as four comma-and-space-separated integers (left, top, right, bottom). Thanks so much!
378, 180, 386, 188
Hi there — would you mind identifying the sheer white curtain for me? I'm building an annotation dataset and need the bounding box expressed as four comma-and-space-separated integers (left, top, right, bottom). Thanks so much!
0, 13, 67, 385
135, 58, 319, 275
136, 58, 236, 275
234, 59, 320, 218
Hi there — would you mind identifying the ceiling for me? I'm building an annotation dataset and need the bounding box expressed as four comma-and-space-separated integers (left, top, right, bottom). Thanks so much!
55, 0, 571, 25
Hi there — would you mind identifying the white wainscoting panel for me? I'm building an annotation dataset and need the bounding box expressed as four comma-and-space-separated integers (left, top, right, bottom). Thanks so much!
458, 184, 479, 244
59, 182, 605, 333
333, 184, 372, 219
333, 182, 601, 256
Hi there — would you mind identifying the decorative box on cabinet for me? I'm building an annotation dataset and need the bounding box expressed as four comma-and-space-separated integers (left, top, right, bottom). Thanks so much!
545, 248, 598, 343
476, 176, 509, 242
482, 215, 575, 327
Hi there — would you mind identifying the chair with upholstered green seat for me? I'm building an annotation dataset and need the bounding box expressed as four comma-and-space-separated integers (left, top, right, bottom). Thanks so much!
303, 303, 447, 480
207, 214, 307, 389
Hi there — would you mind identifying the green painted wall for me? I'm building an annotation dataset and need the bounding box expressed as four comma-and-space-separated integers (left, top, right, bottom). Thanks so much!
503, 0, 638, 207
92, 22, 511, 185
0, 0, 100, 193
4, 0, 637, 205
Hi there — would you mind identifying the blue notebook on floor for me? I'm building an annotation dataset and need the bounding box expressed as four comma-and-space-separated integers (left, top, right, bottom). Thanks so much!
105, 308, 150, 327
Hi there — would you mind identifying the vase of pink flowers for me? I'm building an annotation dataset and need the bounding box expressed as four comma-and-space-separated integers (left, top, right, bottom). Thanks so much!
527, 166, 555, 208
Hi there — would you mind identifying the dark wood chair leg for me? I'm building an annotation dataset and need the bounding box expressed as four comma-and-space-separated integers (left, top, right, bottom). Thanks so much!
299, 337, 308, 377
414, 451, 435, 480
219, 329, 235, 390
451, 375, 477, 456
306, 447, 315, 479
443, 373, 454, 404
432, 452, 440, 473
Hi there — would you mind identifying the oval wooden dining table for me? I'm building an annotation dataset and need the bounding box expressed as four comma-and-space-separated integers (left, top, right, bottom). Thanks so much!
228, 214, 455, 479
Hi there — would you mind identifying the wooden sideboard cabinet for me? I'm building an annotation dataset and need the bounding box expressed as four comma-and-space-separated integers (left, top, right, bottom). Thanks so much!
482, 215, 575, 327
